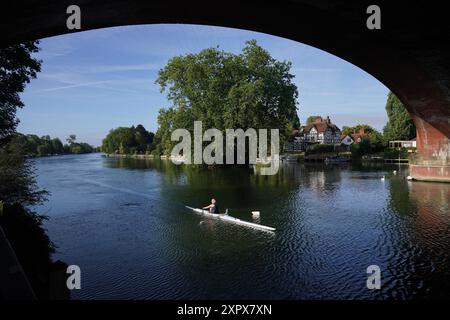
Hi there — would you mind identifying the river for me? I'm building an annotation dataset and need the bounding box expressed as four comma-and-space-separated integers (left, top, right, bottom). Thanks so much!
33, 153, 450, 299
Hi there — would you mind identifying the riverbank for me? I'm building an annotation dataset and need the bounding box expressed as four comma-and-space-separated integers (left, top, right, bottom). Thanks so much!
26, 151, 100, 159
104, 151, 412, 165
104, 153, 156, 159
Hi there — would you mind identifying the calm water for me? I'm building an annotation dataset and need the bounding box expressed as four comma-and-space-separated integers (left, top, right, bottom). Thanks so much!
34, 153, 450, 299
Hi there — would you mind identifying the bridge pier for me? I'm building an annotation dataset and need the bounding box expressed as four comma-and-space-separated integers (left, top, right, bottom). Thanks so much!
410, 116, 450, 182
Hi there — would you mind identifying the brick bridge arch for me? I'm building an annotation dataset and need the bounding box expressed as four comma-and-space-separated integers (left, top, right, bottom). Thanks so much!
2, 0, 449, 181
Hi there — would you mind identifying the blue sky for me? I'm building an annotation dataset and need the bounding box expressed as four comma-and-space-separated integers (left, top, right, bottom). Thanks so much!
18, 24, 389, 146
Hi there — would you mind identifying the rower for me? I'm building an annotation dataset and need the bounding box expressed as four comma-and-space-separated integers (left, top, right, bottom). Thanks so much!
202, 198, 220, 214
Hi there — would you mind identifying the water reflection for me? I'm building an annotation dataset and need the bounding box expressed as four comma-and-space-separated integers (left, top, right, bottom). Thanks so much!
35, 154, 450, 299
381, 175, 450, 298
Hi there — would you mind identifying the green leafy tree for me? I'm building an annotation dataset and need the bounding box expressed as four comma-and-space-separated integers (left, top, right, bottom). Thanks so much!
66, 134, 76, 145
306, 116, 321, 124
0, 42, 63, 299
342, 124, 375, 136
383, 92, 416, 141
70, 142, 93, 154
155, 40, 300, 156
51, 138, 64, 154
0, 41, 41, 142
38, 135, 53, 155
7, 133, 35, 155
24, 134, 41, 155
343, 124, 385, 153
0, 140, 48, 206
135, 124, 155, 153
101, 125, 154, 154
0, 40, 45, 205
37, 144, 51, 156
6, 133, 91, 156
351, 138, 372, 158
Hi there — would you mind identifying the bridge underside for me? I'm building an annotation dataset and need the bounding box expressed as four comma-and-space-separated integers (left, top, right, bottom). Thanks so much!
1, 0, 449, 181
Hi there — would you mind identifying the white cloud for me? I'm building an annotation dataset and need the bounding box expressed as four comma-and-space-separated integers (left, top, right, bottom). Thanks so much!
72, 63, 161, 73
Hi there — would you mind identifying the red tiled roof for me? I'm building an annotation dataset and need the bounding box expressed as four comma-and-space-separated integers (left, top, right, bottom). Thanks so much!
302, 122, 340, 134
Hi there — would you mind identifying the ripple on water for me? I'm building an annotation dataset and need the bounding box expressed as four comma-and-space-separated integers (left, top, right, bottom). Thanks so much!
37, 155, 450, 299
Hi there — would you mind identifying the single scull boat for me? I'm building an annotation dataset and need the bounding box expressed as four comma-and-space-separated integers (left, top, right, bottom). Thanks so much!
185, 206, 276, 232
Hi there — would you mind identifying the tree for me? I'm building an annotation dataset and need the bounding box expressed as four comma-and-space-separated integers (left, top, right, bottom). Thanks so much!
306, 116, 321, 125
155, 107, 193, 155
155, 40, 300, 156
101, 125, 155, 154
66, 134, 77, 145
0, 135, 47, 207
37, 144, 51, 156
351, 138, 372, 158
37, 135, 53, 155
51, 138, 64, 154
343, 124, 385, 153
6, 133, 92, 156
0, 41, 41, 143
342, 124, 375, 136
135, 124, 155, 153
0, 41, 44, 206
0, 42, 63, 299
64, 134, 95, 154
383, 92, 416, 141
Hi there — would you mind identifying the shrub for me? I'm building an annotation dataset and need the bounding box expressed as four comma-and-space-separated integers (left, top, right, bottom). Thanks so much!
306, 144, 335, 155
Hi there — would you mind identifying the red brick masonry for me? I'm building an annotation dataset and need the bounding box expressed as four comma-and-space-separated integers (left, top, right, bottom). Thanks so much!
410, 164, 450, 182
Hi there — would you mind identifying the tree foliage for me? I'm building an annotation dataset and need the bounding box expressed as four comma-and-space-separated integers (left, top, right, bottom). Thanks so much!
0, 41, 41, 142
306, 144, 335, 155
0, 41, 46, 206
383, 92, 416, 141
0, 41, 63, 298
0, 139, 48, 207
66, 134, 76, 145
342, 124, 376, 136
154, 40, 300, 155
64, 134, 94, 154
342, 124, 385, 153
8, 133, 93, 156
351, 138, 372, 157
306, 116, 321, 124
101, 124, 155, 154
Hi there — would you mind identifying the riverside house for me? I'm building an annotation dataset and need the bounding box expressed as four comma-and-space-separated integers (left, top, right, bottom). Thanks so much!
301, 116, 341, 145
286, 116, 341, 151
340, 128, 368, 146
